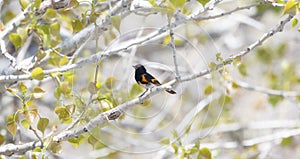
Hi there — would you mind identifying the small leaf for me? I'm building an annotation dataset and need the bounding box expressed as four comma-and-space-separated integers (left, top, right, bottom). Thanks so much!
9, 33, 22, 49
296, 94, 300, 102
31, 67, 44, 80
6, 121, 17, 137
185, 125, 192, 134
32, 86, 46, 98
44, 8, 57, 19
170, 0, 186, 8
110, 16, 121, 32
21, 119, 31, 129
222, 94, 232, 106
72, 19, 84, 33
59, 56, 69, 66
282, 1, 298, 15
66, 0, 79, 10
159, 137, 170, 145
33, 0, 41, 9
88, 135, 98, 149
54, 87, 61, 99
281, 137, 293, 147
37, 117, 49, 134
198, 147, 212, 159
268, 95, 283, 107
171, 143, 178, 155
197, 0, 210, 7
105, 77, 116, 89
204, 84, 213, 95
19, 82, 27, 94
19, 0, 30, 9
68, 135, 85, 148
238, 63, 247, 76
292, 18, 298, 28
48, 141, 62, 154
6, 88, 18, 96
60, 82, 71, 95
162, 35, 171, 46
0, 134, 4, 145
208, 62, 217, 70
55, 106, 70, 120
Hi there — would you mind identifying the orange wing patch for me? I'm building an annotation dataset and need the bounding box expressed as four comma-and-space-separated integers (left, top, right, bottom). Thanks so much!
141, 75, 148, 83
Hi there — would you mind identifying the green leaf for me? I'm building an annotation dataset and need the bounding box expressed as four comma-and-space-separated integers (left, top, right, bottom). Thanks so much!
50, 23, 62, 46
67, 0, 79, 10
31, 67, 44, 80
9, 33, 22, 49
268, 95, 283, 107
44, 8, 57, 19
171, 143, 178, 155
6, 121, 17, 137
185, 125, 192, 134
19, 0, 30, 9
282, 1, 298, 15
105, 77, 117, 89
72, 19, 84, 33
32, 86, 46, 98
197, 0, 210, 7
33, 0, 41, 9
170, 0, 186, 8
37, 117, 49, 134
68, 135, 85, 148
222, 94, 232, 106
204, 84, 213, 95
0, 134, 4, 145
238, 63, 247, 76
59, 56, 68, 66
208, 62, 217, 70
6, 88, 18, 96
281, 137, 293, 147
159, 137, 170, 146
198, 147, 212, 159
55, 106, 71, 120
256, 48, 272, 64
60, 82, 71, 95
292, 18, 298, 28
88, 135, 98, 149
48, 141, 62, 154
110, 16, 121, 32
19, 82, 27, 94
21, 119, 30, 129
54, 87, 61, 99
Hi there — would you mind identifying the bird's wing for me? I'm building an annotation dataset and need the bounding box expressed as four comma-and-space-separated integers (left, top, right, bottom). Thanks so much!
145, 73, 161, 86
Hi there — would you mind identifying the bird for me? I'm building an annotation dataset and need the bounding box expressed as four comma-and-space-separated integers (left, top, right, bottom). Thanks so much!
133, 64, 176, 96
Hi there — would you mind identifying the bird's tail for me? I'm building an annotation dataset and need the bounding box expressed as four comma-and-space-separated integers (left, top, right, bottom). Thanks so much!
166, 89, 176, 94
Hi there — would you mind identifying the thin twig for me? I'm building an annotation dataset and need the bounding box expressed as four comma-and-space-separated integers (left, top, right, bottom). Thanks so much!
169, 13, 180, 80
0, 40, 17, 68
194, 1, 266, 21
232, 79, 300, 98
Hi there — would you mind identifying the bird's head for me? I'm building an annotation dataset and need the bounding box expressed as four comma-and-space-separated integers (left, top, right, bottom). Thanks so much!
133, 64, 146, 72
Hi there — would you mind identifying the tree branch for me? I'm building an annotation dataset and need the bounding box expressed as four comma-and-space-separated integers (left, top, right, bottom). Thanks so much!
0, 2, 294, 156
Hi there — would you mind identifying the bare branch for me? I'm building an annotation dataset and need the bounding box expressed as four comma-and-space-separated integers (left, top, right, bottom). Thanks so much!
180, 14, 294, 83
232, 79, 300, 98
169, 13, 180, 80
193, 1, 266, 21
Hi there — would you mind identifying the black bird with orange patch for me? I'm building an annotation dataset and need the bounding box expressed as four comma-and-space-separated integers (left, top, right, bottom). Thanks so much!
133, 64, 176, 96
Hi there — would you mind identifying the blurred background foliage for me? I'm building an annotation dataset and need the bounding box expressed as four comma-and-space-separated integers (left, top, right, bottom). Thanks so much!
0, 0, 300, 158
